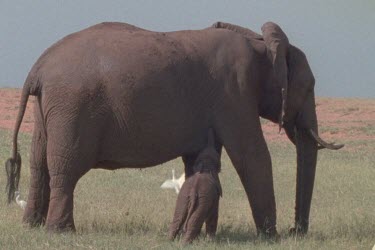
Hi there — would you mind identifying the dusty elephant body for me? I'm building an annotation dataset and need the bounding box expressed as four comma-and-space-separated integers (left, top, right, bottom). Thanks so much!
169, 128, 222, 244
6, 21, 343, 235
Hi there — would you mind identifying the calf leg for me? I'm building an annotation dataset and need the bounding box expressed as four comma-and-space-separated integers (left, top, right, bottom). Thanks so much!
168, 190, 189, 240
205, 197, 219, 238
182, 195, 211, 244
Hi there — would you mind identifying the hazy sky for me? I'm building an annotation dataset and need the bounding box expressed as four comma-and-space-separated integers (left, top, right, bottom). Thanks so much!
1, 1, 374, 98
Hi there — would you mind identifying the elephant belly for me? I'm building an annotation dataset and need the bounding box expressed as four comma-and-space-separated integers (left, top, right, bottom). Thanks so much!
96, 133, 205, 169
96, 106, 210, 169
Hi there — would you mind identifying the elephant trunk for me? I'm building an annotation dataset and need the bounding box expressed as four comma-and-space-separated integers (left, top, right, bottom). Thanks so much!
285, 92, 318, 234
285, 92, 344, 234
294, 125, 318, 234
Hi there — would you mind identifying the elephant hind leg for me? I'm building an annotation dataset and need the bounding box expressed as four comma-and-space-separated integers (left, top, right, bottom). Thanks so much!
46, 170, 80, 232
45, 139, 96, 232
23, 122, 50, 227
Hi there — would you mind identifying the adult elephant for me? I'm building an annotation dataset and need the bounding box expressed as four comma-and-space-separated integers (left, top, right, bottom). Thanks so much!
5, 21, 342, 236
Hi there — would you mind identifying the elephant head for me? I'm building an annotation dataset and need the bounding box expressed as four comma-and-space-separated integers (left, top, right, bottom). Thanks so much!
213, 21, 344, 234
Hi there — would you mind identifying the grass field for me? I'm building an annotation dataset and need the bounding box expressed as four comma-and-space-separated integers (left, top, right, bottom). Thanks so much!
0, 127, 374, 249
0, 89, 374, 249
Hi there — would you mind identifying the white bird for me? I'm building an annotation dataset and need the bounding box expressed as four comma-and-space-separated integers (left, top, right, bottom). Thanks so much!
15, 191, 27, 210
160, 169, 185, 194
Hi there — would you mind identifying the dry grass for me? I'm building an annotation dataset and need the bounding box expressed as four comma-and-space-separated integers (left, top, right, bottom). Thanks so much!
0, 89, 374, 249
0, 128, 374, 250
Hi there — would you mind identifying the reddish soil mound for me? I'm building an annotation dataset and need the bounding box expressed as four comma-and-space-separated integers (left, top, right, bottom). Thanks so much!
0, 88, 35, 133
1, 88, 374, 151
259, 97, 374, 152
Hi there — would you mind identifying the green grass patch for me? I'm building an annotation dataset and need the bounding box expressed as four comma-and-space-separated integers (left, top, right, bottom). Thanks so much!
0, 129, 374, 249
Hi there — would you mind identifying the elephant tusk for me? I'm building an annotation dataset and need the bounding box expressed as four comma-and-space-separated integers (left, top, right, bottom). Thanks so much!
309, 129, 344, 150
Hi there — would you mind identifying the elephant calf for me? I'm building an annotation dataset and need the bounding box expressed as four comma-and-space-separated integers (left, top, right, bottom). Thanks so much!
168, 129, 222, 244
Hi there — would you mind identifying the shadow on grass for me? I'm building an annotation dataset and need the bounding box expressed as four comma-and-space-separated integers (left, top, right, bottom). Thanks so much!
309, 214, 375, 241
77, 216, 155, 235
70, 214, 375, 247
77, 220, 272, 245
215, 224, 258, 243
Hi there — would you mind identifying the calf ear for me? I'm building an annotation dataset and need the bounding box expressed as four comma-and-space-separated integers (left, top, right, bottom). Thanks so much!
261, 22, 289, 130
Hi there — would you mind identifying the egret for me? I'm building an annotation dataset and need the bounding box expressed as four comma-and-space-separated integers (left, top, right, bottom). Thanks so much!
161, 169, 185, 194
15, 191, 27, 210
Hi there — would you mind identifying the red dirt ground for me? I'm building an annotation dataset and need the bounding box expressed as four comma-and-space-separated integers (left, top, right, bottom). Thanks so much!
1, 88, 374, 151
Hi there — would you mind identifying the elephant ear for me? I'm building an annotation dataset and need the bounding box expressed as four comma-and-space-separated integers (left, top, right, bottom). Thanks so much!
261, 22, 289, 130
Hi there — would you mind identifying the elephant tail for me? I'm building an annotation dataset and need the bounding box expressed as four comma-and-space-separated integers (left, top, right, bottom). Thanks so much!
5, 79, 36, 204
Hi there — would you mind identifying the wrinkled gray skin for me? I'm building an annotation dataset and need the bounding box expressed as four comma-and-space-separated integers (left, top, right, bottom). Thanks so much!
169, 128, 222, 244
6, 21, 343, 236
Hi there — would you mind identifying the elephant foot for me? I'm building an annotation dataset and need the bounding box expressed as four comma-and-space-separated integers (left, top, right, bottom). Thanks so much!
181, 238, 194, 246
22, 203, 49, 228
22, 213, 46, 228
257, 227, 280, 242
46, 221, 76, 233
289, 223, 308, 236
181, 231, 201, 245
205, 233, 216, 243
206, 233, 215, 240
168, 223, 183, 241
167, 232, 178, 241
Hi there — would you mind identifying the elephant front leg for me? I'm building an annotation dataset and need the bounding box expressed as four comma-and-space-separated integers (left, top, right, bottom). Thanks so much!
215, 108, 278, 238
23, 125, 50, 227
234, 153, 278, 238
